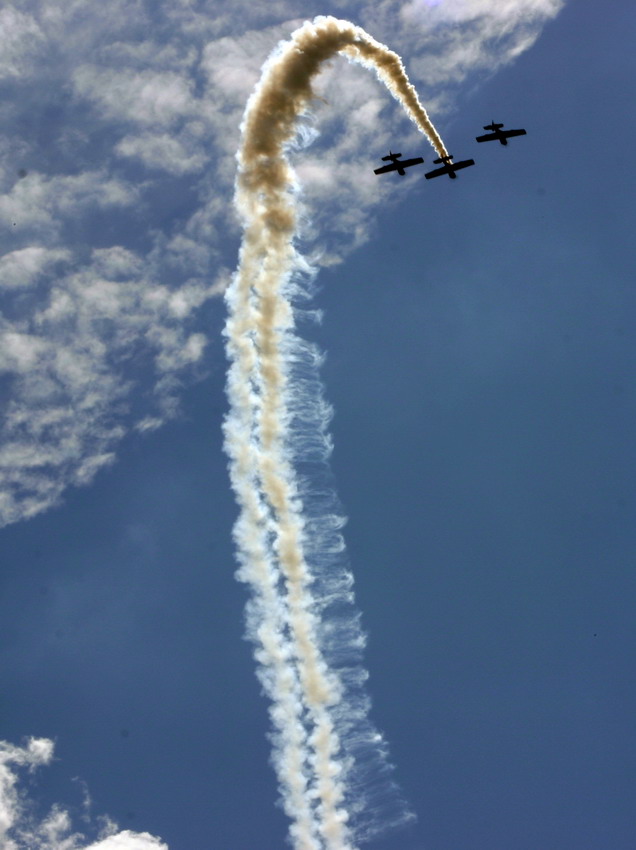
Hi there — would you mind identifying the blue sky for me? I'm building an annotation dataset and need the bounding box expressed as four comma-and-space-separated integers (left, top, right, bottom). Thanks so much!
2, 1, 635, 848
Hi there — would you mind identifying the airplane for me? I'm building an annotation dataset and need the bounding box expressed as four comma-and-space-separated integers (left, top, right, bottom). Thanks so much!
424, 154, 475, 180
476, 121, 527, 145
374, 151, 425, 176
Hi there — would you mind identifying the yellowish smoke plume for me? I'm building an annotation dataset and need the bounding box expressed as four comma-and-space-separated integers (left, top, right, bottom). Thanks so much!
224, 16, 447, 850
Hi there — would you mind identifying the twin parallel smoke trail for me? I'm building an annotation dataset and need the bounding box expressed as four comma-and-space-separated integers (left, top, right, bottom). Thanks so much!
223, 16, 446, 850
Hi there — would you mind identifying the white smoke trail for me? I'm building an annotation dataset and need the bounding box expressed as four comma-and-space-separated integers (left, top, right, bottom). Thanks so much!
223, 16, 448, 849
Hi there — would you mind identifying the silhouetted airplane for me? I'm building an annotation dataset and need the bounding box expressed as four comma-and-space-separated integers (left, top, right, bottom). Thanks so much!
476, 121, 527, 145
424, 154, 475, 180
374, 151, 424, 176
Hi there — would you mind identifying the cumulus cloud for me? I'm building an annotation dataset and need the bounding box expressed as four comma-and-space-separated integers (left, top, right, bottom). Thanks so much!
382, 0, 566, 87
115, 133, 206, 176
0, 738, 167, 850
0, 0, 563, 528
0, 7, 46, 81
72, 67, 197, 127
0, 246, 70, 289
0, 172, 137, 237
0, 244, 220, 525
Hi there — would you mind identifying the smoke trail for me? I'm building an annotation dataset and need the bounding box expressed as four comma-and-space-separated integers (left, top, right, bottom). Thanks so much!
223, 16, 447, 849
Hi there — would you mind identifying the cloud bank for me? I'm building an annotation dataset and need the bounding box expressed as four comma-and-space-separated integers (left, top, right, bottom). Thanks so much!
0, 738, 168, 850
0, 0, 563, 527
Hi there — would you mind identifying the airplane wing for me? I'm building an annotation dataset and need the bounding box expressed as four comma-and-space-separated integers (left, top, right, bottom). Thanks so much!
504, 128, 526, 138
475, 132, 498, 143
374, 162, 398, 174
425, 159, 474, 179
424, 165, 448, 179
374, 156, 423, 175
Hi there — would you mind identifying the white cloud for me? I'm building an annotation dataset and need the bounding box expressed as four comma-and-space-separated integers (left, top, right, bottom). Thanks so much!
0, 172, 137, 237
0, 739, 168, 850
72, 67, 196, 127
87, 834, 168, 850
362, 0, 565, 87
402, 0, 563, 26
115, 132, 206, 175
0, 246, 71, 289
0, 243, 219, 526
0, 7, 46, 81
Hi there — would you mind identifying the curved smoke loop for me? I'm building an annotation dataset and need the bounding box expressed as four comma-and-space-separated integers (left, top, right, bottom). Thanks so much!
224, 16, 447, 850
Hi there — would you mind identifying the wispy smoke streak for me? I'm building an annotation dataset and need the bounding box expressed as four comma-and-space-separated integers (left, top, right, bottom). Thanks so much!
223, 16, 447, 849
